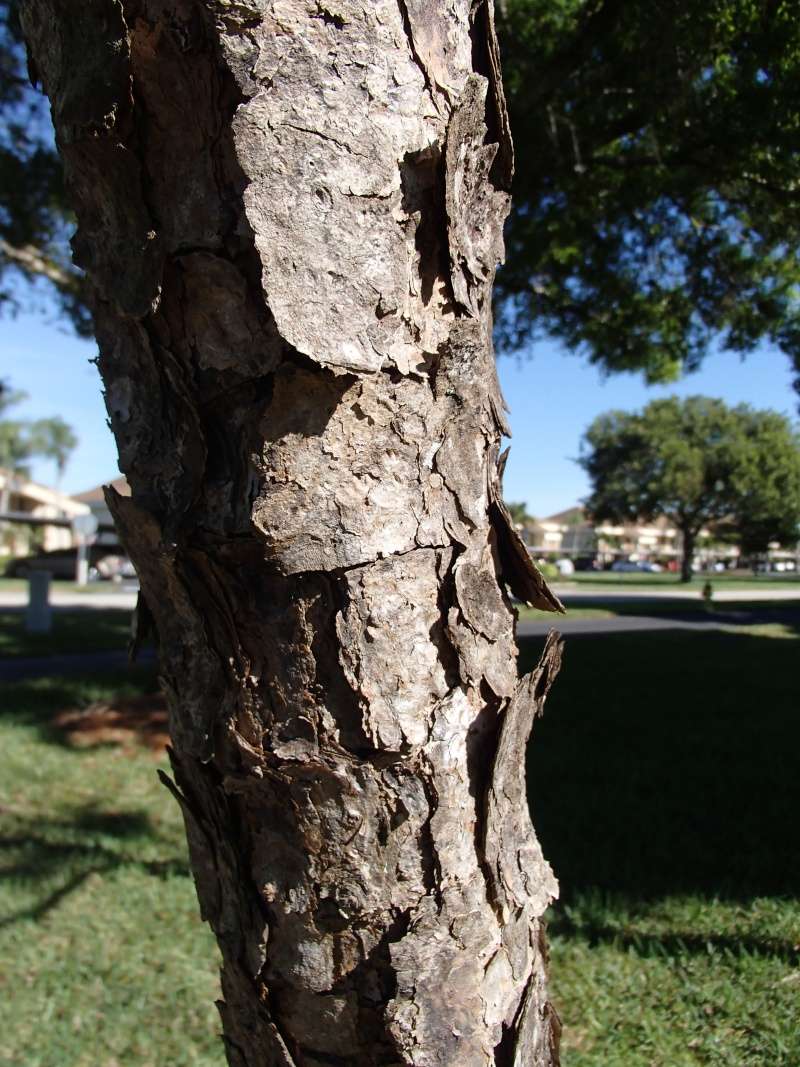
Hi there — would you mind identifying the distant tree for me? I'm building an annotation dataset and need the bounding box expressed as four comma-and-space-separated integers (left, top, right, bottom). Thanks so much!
27, 414, 76, 485
0, 382, 77, 480
497, 1, 800, 393
505, 500, 533, 526
728, 409, 800, 560
580, 396, 800, 581
0, 382, 29, 471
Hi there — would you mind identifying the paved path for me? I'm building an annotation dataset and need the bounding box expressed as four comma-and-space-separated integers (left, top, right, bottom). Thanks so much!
0, 588, 139, 611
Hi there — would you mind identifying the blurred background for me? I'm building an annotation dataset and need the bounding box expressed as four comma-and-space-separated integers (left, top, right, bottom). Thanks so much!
1, 1, 799, 1064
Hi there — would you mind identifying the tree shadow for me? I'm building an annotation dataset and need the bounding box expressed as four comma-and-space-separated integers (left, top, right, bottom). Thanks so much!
0, 606, 137, 661
0, 802, 190, 929
563, 597, 800, 629
0, 667, 161, 746
520, 628, 800, 901
548, 905, 799, 964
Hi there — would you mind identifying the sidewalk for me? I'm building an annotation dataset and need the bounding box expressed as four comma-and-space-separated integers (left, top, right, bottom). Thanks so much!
0, 588, 139, 611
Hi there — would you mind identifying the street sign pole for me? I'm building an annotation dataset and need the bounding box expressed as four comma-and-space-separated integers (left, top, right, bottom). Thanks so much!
76, 537, 89, 585
72, 512, 99, 585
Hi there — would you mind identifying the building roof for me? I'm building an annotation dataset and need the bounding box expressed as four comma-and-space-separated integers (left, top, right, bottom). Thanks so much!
539, 505, 586, 526
0, 466, 90, 515
73, 476, 130, 503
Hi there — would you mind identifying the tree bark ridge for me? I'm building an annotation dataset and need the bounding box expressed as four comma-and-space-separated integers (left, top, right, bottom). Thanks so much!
21, 1, 564, 1063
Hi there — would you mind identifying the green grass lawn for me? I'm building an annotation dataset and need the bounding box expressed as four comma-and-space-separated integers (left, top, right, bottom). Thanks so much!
1, 623, 797, 1065
520, 625, 800, 1066
0, 609, 134, 659
0, 669, 223, 1067
563, 570, 800, 592
520, 597, 800, 623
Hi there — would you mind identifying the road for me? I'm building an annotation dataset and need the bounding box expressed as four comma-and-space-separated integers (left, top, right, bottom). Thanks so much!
4, 604, 796, 682
1, 581, 797, 683
0, 583, 798, 613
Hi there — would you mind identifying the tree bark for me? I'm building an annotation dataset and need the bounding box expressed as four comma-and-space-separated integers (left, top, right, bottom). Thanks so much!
22, 2, 564, 1063
681, 528, 696, 583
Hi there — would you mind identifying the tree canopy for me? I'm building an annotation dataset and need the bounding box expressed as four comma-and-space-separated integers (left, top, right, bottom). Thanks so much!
0, 0, 89, 331
580, 395, 800, 578
5, 0, 800, 397
497, 0, 800, 390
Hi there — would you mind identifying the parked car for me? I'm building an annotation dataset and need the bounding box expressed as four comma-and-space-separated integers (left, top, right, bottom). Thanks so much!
610, 559, 662, 573
90, 553, 137, 581
5, 545, 135, 581
554, 558, 575, 576
574, 556, 602, 571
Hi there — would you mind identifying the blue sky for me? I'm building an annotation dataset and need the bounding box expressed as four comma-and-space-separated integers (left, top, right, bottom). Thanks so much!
3, 307, 797, 516
498, 339, 798, 517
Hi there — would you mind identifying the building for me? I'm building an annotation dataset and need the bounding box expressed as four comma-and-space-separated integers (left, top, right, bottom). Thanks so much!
523, 506, 741, 569
0, 467, 90, 557
72, 476, 130, 545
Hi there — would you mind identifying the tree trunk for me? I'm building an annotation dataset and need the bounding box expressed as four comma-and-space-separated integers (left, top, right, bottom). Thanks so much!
22, 2, 564, 1063
681, 529, 696, 583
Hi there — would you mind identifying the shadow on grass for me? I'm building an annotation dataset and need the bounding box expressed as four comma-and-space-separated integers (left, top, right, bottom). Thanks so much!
1, 669, 185, 928
561, 598, 800, 626
0, 804, 190, 929
520, 628, 800, 901
550, 908, 800, 963
0, 607, 137, 660
0, 668, 160, 740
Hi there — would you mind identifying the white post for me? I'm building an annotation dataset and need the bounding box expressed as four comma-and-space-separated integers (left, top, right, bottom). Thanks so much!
26, 570, 52, 634
71, 512, 99, 586
75, 536, 89, 585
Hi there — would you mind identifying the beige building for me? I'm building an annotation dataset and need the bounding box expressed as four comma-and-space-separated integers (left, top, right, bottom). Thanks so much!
0, 467, 90, 557
73, 476, 129, 545
524, 506, 741, 568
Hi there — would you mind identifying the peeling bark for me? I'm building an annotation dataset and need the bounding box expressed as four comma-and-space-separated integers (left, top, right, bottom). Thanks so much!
22, 1, 563, 1063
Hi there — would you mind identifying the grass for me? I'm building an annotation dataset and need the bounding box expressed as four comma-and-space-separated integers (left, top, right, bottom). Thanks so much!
2, 622, 798, 1065
520, 596, 800, 622
563, 571, 800, 591
0, 609, 134, 659
520, 624, 800, 1065
0, 669, 223, 1067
